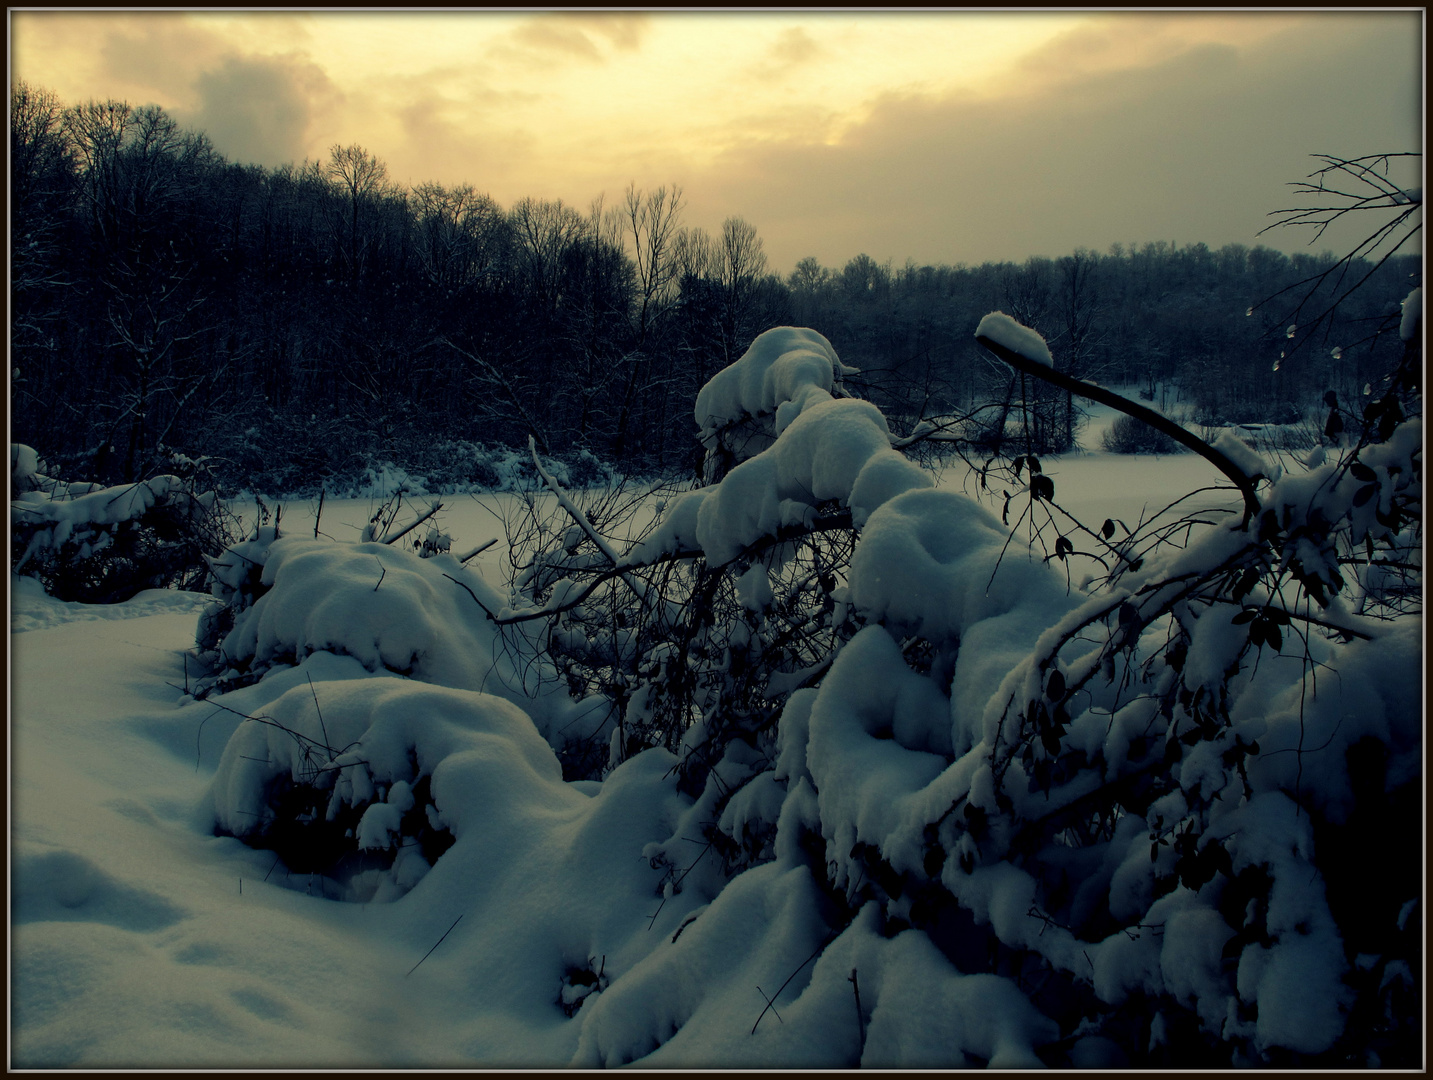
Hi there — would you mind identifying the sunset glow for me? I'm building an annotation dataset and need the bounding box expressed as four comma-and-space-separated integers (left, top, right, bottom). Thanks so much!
9, 9, 1423, 270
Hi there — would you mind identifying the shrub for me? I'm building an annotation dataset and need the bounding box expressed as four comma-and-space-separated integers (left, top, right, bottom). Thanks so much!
11, 445, 240, 604
1101, 413, 1185, 454
197, 321, 1421, 1067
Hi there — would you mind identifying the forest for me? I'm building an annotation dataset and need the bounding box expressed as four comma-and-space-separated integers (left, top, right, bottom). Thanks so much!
11, 82, 1418, 496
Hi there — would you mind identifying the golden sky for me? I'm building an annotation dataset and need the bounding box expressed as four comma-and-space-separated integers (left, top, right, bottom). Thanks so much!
9, 10, 1424, 272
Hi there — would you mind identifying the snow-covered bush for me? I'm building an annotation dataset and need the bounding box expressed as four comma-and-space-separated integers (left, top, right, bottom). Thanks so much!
490, 323, 1420, 1065
1102, 412, 1185, 454
11, 445, 240, 603
192, 513, 618, 902
194, 513, 283, 662
209, 666, 554, 902
199, 319, 1419, 1066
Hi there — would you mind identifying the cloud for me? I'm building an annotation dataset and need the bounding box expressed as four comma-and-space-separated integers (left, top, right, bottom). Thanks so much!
512, 21, 602, 62
689, 14, 1422, 272
1001, 12, 1302, 95
499, 13, 651, 66
746, 27, 827, 82
13, 10, 1417, 277
11, 13, 339, 169
9, 12, 229, 107
95, 15, 229, 99
389, 87, 543, 192
174, 53, 339, 168
569, 13, 649, 52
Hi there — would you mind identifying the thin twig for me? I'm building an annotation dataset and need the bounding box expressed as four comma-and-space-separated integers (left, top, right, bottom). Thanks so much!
849, 968, 865, 1049
307, 673, 331, 757
406, 913, 464, 977
753, 986, 784, 1028
529, 435, 621, 566
442, 573, 499, 622
459, 537, 499, 563
384, 502, 443, 547
751, 931, 837, 1034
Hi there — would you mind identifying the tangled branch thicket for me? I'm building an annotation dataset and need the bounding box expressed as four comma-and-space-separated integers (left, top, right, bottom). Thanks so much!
10, 445, 241, 603
483, 292, 1418, 1064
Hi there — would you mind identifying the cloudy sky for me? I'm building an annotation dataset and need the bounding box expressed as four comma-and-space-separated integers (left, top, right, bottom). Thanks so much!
10, 9, 1423, 274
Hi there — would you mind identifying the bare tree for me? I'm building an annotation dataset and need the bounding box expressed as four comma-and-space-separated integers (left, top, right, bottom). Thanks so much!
605, 184, 686, 456
61, 100, 224, 480
10, 82, 76, 398
509, 196, 587, 317
620, 182, 685, 346
325, 144, 392, 284
1052, 248, 1106, 446
11, 82, 72, 215
716, 215, 768, 364
411, 181, 506, 289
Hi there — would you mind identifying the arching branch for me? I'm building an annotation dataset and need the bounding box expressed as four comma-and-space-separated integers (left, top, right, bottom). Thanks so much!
975, 334, 1262, 525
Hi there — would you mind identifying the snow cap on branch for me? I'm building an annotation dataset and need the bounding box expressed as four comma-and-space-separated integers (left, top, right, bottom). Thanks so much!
1210, 431, 1270, 482
975, 312, 1054, 367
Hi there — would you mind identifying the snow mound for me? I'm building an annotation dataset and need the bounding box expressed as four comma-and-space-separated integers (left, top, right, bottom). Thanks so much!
694, 326, 850, 435
208, 537, 607, 753
848, 486, 1057, 642
209, 671, 566, 900
1399, 286, 1420, 341
637, 396, 931, 566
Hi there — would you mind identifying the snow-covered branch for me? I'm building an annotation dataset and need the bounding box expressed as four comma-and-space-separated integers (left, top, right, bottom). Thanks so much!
974, 327, 1263, 522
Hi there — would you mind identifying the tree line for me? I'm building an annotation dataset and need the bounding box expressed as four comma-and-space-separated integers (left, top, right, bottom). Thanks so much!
792, 237, 1415, 455
11, 82, 1417, 492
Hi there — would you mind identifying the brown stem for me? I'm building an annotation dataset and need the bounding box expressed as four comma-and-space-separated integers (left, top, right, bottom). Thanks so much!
975, 334, 1262, 525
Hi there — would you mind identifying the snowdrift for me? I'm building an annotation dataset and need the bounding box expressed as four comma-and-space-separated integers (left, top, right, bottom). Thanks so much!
11, 323, 1421, 1068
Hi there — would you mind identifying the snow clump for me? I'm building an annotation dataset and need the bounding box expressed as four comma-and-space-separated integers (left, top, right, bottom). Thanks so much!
975, 311, 1055, 366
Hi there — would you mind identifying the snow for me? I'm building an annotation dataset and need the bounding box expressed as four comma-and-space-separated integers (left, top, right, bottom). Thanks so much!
1400, 286, 1421, 341
12, 441, 39, 484
11, 470, 212, 571
641, 387, 930, 566
1211, 429, 1270, 480
975, 311, 1055, 366
10, 337, 1421, 1066
693, 326, 848, 435
1160, 903, 1235, 1028
803, 626, 953, 880
849, 485, 1062, 645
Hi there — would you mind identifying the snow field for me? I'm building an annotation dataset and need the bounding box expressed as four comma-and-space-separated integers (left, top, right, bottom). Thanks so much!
11, 323, 1420, 1067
